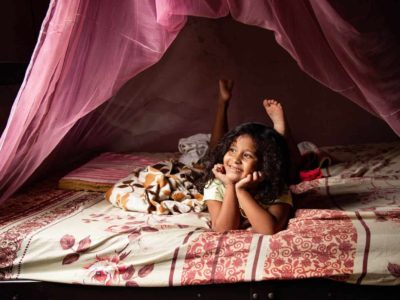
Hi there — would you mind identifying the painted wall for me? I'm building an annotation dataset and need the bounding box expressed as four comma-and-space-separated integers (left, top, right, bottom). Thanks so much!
103, 16, 397, 151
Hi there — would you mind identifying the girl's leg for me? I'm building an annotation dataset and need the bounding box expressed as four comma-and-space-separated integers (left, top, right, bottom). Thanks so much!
263, 99, 302, 183
209, 79, 234, 149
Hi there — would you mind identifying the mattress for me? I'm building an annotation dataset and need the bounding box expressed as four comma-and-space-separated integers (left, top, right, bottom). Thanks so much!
1, 143, 400, 286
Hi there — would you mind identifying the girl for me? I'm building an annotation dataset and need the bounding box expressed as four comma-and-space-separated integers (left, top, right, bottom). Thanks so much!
199, 80, 300, 235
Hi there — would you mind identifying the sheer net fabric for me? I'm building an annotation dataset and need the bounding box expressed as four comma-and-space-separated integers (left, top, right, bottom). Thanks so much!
1, 0, 399, 203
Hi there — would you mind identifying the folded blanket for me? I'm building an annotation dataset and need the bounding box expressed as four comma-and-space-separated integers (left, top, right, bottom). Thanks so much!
106, 160, 206, 214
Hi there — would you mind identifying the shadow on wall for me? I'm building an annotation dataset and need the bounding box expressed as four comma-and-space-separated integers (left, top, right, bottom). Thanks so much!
78, 16, 398, 152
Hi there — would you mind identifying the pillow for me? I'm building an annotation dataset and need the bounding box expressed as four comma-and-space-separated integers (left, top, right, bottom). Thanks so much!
58, 152, 178, 192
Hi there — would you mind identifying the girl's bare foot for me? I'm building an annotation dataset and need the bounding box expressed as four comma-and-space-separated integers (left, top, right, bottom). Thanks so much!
218, 79, 234, 103
263, 99, 286, 136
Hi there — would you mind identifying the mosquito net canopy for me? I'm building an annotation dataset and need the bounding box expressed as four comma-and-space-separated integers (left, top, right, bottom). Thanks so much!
0, 0, 399, 203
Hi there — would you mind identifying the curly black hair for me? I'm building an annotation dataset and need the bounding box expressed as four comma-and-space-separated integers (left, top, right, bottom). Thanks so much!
197, 122, 290, 204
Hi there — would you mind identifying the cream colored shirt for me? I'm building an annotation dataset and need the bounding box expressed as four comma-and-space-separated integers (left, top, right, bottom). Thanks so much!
203, 179, 292, 218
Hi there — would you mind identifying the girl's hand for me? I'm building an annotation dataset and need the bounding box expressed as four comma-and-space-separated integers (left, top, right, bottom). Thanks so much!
212, 164, 234, 185
235, 171, 264, 191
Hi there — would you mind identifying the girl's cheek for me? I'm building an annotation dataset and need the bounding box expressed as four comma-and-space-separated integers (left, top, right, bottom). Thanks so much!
242, 170, 251, 178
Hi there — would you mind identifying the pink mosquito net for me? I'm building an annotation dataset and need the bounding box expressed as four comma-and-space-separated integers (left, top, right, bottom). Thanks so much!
0, 0, 399, 203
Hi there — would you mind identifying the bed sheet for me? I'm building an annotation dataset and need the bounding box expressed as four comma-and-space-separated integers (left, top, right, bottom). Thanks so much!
292, 142, 400, 211
1, 142, 400, 287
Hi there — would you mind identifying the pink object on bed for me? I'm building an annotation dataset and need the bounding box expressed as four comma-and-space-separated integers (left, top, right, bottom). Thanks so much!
58, 152, 177, 191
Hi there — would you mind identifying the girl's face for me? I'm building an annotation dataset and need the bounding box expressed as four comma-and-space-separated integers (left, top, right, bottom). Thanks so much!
223, 135, 259, 183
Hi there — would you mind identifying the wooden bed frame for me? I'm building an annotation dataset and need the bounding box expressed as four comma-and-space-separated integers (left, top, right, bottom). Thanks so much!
1, 278, 399, 300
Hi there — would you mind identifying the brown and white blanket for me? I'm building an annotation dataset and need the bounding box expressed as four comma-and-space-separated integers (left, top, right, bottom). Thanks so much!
106, 160, 206, 214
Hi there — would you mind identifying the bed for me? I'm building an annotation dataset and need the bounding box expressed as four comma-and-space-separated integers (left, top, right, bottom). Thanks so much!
1, 142, 400, 299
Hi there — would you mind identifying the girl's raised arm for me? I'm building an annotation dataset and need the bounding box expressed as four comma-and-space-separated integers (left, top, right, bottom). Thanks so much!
205, 164, 241, 232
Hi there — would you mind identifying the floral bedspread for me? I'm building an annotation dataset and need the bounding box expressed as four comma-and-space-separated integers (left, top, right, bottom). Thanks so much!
1, 142, 400, 286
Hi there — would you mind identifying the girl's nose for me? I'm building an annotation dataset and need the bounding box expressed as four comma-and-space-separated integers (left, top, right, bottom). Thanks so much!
232, 153, 241, 163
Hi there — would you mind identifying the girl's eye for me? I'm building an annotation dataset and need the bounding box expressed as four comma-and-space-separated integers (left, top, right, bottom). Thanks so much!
244, 153, 254, 159
229, 147, 236, 153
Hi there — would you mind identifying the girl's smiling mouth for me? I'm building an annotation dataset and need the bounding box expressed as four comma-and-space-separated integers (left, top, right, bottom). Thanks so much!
227, 165, 242, 173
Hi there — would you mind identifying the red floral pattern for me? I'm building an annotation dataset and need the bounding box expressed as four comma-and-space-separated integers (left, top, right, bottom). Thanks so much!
83, 246, 154, 286
290, 179, 323, 195
60, 234, 92, 265
0, 183, 73, 226
263, 209, 357, 280
181, 230, 253, 285
0, 190, 101, 279
388, 263, 400, 278
374, 209, 400, 224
